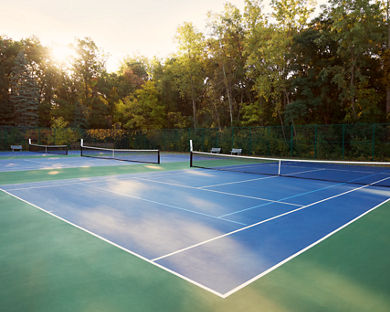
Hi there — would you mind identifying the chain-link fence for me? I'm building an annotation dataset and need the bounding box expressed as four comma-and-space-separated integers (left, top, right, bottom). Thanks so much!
1, 123, 389, 161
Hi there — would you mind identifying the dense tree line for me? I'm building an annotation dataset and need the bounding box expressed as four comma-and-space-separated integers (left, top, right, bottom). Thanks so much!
0, 0, 389, 130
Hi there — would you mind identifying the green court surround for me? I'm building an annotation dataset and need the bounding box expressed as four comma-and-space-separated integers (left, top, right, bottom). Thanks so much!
0, 163, 389, 312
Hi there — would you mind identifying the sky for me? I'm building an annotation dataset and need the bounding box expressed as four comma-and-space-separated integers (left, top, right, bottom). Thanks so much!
0, 0, 326, 72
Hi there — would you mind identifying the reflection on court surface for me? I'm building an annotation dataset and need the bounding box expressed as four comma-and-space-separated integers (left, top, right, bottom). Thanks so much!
2, 166, 389, 297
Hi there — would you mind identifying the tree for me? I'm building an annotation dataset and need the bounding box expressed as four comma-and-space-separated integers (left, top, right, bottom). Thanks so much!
72, 38, 108, 128
323, 0, 385, 121
174, 22, 206, 128
244, 0, 314, 126
9, 50, 39, 126
207, 3, 248, 127
0, 37, 20, 125
150, 58, 191, 128
115, 81, 165, 129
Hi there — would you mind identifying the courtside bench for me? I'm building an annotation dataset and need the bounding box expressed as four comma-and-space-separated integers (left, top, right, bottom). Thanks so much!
231, 148, 242, 155
10, 145, 23, 151
210, 147, 221, 153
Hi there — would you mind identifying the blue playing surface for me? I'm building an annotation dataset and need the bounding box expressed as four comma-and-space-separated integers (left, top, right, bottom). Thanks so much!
2, 166, 389, 297
0, 152, 187, 172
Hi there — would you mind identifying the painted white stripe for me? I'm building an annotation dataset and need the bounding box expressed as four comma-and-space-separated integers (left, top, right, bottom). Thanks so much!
198, 175, 278, 188
134, 177, 301, 207
196, 167, 326, 188
5, 178, 113, 191
93, 186, 246, 226
152, 176, 390, 262
13, 168, 344, 211
222, 196, 390, 298
1, 179, 390, 299
0, 187, 226, 298
7, 179, 246, 226
4, 169, 193, 191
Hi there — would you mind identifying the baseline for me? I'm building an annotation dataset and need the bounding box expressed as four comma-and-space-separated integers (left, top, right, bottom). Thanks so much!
152, 177, 390, 262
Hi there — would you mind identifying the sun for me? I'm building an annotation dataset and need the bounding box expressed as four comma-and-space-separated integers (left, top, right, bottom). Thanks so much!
49, 43, 76, 66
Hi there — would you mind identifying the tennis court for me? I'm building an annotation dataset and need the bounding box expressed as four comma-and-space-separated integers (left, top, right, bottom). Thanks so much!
1, 147, 390, 311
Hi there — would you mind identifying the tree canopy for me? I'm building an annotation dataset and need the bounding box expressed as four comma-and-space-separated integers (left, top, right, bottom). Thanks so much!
0, 0, 389, 129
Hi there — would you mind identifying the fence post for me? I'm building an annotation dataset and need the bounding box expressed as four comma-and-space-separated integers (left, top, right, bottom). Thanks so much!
53, 128, 56, 145
371, 123, 376, 161
290, 125, 293, 157
314, 124, 318, 159
232, 127, 235, 148
342, 124, 345, 160
202, 128, 205, 152
249, 127, 252, 155
266, 126, 270, 156
2, 128, 6, 150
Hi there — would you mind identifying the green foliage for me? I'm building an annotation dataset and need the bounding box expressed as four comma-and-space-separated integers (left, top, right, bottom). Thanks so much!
9, 51, 39, 126
0, 0, 389, 130
174, 22, 207, 128
115, 81, 165, 130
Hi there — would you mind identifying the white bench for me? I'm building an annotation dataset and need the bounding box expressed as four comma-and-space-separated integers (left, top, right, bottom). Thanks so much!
11, 145, 23, 151
210, 147, 221, 153
231, 148, 242, 155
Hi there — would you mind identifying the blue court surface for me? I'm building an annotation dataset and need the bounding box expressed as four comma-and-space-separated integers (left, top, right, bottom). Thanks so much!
2, 166, 389, 297
0, 152, 187, 172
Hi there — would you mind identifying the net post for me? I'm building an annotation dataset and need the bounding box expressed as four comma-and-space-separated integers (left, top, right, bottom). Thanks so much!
28, 138, 32, 145
189, 139, 193, 167
278, 160, 281, 175
80, 139, 84, 156
157, 150, 160, 164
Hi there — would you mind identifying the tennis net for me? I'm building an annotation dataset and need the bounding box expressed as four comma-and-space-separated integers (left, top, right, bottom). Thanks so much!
81, 145, 160, 164
190, 151, 390, 187
28, 139, 68, 155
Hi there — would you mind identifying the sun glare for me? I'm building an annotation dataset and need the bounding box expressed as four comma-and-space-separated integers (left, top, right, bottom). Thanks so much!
49, 43, 75, 66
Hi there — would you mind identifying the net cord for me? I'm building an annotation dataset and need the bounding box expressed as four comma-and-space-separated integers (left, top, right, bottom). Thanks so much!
80, 144, 160, 164
29, 143, 67, 148
191, 150, 390, 166
81, 144, 159, 153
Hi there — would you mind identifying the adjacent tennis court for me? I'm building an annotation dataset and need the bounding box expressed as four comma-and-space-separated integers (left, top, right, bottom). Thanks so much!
1, 146, 389, 311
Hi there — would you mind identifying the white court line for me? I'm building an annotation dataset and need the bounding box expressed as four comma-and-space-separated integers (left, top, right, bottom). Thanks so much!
4, 170, 185, 191
134, 177, 302, 207
197, 167, 326, 188
93, 186, 246, 226
7, 179, 248, 226
152, 176, 390, 263
223, 196, 390, 298
197, 175, 278, 188
0, 187, 225, 298
5, 174, 249, 226
5, 178, 112, 191
3, 168, 191, 191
